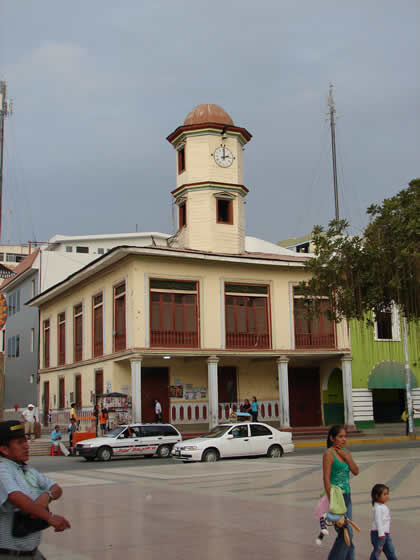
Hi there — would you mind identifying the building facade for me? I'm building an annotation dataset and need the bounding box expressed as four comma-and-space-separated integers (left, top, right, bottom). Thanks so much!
29, 104, 355, 430
2, 252, 40, 412
350, 313, 420, 429
0, 233, 171, 418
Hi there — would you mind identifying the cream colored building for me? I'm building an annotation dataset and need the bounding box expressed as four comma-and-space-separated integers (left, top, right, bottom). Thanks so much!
29, 104, 354, 430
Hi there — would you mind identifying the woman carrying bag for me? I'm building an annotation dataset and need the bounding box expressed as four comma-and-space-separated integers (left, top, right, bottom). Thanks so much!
323, 425, 359, 559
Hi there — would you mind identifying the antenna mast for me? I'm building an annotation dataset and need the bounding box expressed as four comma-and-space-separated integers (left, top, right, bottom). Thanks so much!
0, 81, 13, 241
327, 83, 339, 220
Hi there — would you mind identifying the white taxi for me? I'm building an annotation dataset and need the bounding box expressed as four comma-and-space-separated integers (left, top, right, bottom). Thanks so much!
75, 423, 182, 461
172, 422, 294, 462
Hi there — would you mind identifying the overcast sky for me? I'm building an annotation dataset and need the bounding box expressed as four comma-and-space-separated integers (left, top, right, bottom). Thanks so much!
0, 1, 418, 247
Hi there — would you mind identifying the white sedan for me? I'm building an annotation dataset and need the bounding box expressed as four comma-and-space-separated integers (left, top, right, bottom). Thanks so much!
171, 422, 294, 462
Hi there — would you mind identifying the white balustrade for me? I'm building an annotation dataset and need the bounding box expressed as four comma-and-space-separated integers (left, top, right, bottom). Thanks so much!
170, 400, 280, 425
40, 408, 95, 431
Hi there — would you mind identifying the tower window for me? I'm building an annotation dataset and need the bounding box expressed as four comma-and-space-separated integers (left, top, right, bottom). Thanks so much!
178, 148, 185, 174
217, 199, 233, 224
179, 201, 187, 229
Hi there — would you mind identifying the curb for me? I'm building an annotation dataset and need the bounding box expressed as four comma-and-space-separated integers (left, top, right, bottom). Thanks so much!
294, 435, 420, 448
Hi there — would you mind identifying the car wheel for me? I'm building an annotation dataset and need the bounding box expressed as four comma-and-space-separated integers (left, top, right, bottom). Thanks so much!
202, 448, 219, 463
84, 457, 95, 462
157, 444, 172, 458
97, 446, 113, 462
267, 444, 283, 458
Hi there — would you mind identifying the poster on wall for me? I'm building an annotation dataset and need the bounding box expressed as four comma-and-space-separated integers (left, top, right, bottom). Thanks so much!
175, 385, 183, 398
169, 385, 184, 398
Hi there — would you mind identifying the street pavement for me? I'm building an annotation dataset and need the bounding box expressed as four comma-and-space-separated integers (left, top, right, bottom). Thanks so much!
28, 443, 419, 559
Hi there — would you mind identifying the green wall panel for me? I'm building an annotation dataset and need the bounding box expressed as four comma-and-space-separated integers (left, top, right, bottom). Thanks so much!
350, 318, 420, 389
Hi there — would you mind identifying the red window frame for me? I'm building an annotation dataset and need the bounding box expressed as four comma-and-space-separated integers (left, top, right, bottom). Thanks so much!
58, 377, 65, 409
57, 312, 66, 366
43, 319, 50, 368
75, 374, 82, 408
178, 147, 185, 174
293, 292, 336, 348
92, 293, 104, 357
179, 201, 186, 229
216, 198, 233, 224
225, 284, 271, 349
73, 304, 83, 362
95, 369, 104, 397
113, 282, 126, 352
150, 280, 199, 348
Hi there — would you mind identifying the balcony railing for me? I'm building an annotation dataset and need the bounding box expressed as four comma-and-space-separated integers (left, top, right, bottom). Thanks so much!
295, 332, 336, 349
226, 332, 270, 349
151, 330, 199, 347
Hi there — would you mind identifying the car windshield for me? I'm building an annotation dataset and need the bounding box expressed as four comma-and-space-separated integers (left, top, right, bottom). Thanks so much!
103, 427, 125, 438
200, 425, 230, 438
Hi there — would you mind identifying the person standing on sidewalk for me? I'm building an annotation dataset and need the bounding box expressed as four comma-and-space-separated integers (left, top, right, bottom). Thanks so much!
323, 425, 359, 560
251, 396, 258, 422
401, 406, 420, 435
20, 405, 37, 441
0, 420, 71, 558
99, 409, 108, 436
154, 399, 162, 423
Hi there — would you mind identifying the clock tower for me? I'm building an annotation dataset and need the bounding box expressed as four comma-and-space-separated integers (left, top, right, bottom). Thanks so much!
167, 104, 252, 254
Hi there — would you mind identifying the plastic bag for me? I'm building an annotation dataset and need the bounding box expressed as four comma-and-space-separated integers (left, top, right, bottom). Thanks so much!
315, 494, 329, 519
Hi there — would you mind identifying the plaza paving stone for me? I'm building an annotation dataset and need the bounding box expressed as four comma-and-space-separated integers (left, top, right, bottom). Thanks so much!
38, 447, 419, 559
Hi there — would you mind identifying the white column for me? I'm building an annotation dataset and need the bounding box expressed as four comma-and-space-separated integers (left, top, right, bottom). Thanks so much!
341, 355, 354, 426
276, 356, 290, 428
130, 357, 143, 423
207, 356, 219, 429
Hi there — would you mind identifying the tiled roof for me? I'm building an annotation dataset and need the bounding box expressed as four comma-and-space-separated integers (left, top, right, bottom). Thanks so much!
1, 249, 40, 289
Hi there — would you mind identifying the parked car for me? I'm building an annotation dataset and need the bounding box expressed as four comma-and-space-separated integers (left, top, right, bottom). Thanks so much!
171, 422, 294, 462
75, 423, 182, 461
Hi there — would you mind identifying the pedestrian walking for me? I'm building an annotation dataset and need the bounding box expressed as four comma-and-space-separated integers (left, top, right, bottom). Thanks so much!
323, 424, 359, 559
154, 399, 162, 423
369, 484, 398, 560
0, 420, 71, 557
20, 405, 37, 441
50, 425, 70, 457
251, 396, 258, 422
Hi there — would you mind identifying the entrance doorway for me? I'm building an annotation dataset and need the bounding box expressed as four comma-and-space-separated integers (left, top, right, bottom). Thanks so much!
141, 367, 169, 423
324, 368, 344, 425
218, 367, 237, 403
372, 389, 405, 423
289, 368, 322, 426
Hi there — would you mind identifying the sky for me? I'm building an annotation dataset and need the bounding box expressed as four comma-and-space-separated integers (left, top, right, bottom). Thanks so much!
0, 1, 418, 246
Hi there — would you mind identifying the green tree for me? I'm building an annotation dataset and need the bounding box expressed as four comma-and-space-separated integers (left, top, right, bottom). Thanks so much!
302, 179, 420, 323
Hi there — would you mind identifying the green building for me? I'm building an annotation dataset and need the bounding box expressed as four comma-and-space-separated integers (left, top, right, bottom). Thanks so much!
323, 309, 420, 429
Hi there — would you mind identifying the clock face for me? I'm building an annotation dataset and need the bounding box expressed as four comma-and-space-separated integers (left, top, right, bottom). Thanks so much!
214, 145, 233, 168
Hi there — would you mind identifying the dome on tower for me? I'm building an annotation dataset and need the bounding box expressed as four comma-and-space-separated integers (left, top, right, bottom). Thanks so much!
184, 104, 234, 126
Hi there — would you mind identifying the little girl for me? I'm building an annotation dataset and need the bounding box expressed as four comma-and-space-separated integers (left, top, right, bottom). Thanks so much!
370, 484, 398, 560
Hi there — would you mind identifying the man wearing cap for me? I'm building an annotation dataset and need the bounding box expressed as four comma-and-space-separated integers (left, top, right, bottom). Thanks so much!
20, 407, 37, 442
0, 420, 71, 557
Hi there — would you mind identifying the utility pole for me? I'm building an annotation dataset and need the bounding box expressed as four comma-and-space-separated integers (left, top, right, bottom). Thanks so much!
0, 81, 13, 241
327, 83, 339, 220
402, 316, 414, 435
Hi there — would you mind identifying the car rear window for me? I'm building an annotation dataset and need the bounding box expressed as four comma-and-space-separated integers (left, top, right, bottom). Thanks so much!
141, 425, 178, 437
250, 424, 272, 437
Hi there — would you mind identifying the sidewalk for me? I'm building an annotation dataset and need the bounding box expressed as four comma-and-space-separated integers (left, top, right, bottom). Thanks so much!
30, 422, 420, 455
